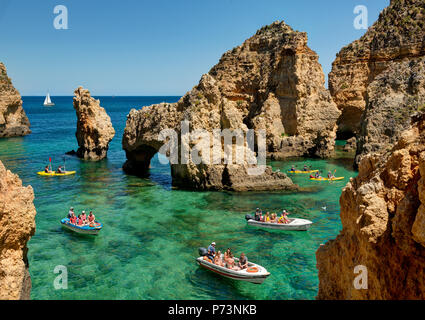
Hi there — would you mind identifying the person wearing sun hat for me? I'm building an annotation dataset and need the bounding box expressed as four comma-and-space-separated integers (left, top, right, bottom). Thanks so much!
207, 242, 216, 261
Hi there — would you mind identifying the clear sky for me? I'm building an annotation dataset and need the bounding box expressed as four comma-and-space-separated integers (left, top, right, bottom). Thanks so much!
0, 0, 389, 96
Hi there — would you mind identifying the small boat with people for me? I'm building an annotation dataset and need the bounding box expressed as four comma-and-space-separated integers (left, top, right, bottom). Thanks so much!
61, 218, 102, 235
245, 214, 312, 231
196, 246, 270, 284
61, 208, 102, 235
246, 208, 312, 231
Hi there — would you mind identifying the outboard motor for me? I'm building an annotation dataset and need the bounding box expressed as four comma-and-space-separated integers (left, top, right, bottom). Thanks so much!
198, 247, 208, 257
245, 214, 254, 221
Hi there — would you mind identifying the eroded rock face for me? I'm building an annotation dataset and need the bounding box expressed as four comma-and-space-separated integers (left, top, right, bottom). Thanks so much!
122, 21, 339, 191
316, 113, 425, 299
0, 161, 36, 300
329, 0, 425, 137
0, 62, 31, 137
355, 57, 425, 166
73, 87, 115, 160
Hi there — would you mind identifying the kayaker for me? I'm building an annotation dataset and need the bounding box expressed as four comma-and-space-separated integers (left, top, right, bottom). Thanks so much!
303, 165, 309, 171
207, 242, 216, 261
290, 165, 296, 172
57, 166, 64, 173
327, 171, 335, 179
315, 171, 320, 179
44, 165, 51, 173
238, 253, 248, 270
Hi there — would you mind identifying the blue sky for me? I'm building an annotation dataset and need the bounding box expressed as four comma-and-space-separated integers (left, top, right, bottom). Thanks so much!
0, 0, 389, 96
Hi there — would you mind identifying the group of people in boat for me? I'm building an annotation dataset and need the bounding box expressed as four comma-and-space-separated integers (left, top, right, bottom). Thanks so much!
254, 208, 290, 224
206, 242, 248, 271
44, 165, 65, 174
67, 207, 97, 227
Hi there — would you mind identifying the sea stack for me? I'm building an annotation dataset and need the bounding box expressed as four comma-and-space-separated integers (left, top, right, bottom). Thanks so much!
122, 21, 339, 191
316, 113, 425, 299
73, 87, 115, 161
0, 161, 36, 300
329, 0, 425, 140
0, 62, 31, 137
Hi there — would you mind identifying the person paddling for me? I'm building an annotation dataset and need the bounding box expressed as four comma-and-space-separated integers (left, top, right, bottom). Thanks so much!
57, 166, 64, 174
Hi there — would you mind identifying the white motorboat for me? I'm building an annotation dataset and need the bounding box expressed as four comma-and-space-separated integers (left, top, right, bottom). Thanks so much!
245, 214, 312, 231
196, 251, 270, 284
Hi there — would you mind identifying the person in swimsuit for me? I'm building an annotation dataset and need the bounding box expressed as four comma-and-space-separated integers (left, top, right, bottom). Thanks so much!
264, 212, 270, 223
303, 165, 309, 171
69, 212, 77, 225
213, 251, 224, 267
270, 213, 277, 223
88, 211, 96, 226
290, 165, 296, 172
44, 165, 51, 173
81, 211, 87, 223
56, 166, 64, 174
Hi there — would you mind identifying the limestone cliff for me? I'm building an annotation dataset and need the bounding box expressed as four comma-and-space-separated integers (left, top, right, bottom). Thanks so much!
0, 62, 31, 137
0, 161, 36, 300
316, 113, 425, 299
355, 56, 425, 165
329, 0, 425, 137
73, 87, 115, 161
122, 21, 339, 191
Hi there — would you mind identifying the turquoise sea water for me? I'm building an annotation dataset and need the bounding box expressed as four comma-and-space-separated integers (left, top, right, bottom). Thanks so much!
0, 96, 356, 300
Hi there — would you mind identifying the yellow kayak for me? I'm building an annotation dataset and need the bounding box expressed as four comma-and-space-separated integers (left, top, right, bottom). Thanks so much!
310, 177, 344, 181
37, 171, 76, 176
287, 170, 319, 174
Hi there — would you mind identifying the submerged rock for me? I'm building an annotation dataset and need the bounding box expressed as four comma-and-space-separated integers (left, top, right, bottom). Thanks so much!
329, 0, 425, 137
0, 161, 36, 300
0, 62, 31, 137
122, 20, 339, 191
316, 113, 425, 299
73, 87, 115, 161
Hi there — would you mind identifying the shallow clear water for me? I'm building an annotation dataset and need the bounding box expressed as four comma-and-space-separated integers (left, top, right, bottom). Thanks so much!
0, 96, 356, 300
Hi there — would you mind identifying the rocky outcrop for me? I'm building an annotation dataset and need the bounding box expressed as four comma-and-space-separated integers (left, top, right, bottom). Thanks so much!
122, 21, 339, 191
329, 0, 425, 137
355, 56, 425, 165
343, 137, 357, 153
316, 113, 425, 299
0, 62, 31, 137
73, 87, 115, 160
0, 161, 36, 300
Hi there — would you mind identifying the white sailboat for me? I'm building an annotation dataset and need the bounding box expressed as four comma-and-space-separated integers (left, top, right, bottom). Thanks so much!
43, 93, 55, 106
